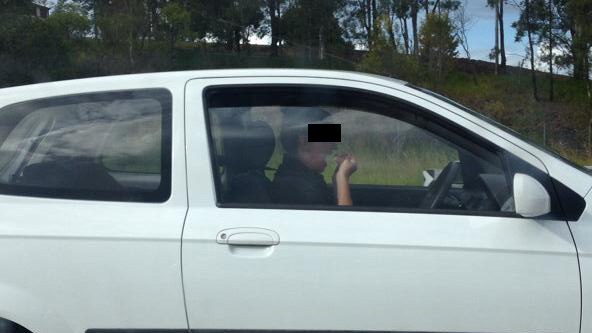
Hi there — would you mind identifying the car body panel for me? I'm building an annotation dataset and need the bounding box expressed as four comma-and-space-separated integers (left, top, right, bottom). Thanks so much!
0, 69, 587, 333
0, 78, 188, 333
1, 69, 589, 196
182, 76, 581, 333
570, 192, 592, 333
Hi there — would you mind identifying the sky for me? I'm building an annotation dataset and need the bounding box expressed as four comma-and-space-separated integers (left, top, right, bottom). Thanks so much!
249, 1, 535, 71
48, 0, 548, 72
461, 0, 529, 68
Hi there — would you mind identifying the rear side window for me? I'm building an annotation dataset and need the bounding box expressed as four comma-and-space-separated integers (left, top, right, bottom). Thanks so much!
0, 89, 172, 202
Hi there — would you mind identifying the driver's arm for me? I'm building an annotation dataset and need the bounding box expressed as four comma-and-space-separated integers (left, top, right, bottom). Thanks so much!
334, 154, 357, 206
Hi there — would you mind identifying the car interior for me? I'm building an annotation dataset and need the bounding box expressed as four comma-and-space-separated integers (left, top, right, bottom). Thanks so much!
208, 84, 513, 212
0, 101, 163, 196
211, 105, 514, 213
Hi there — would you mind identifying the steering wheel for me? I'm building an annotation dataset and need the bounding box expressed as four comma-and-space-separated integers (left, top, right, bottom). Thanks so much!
419, 161, 461, 209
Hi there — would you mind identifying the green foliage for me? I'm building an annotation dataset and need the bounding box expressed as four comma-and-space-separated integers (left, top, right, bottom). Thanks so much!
161, 1, 190, 58
162, 3, 190, 33
282, 0, 348, 57
53, 0, 87, 16
0, 1, 91, 85
187, 0, 264, 51
419, 13, 458, 79
48, 10, 91, 40
0, 0, 591, 166
357, 16, 424, 83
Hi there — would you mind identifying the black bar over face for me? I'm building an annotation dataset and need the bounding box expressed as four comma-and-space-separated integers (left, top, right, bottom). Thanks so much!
308, 124, 341, 142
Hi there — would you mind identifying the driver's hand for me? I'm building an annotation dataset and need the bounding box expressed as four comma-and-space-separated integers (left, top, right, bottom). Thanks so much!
335, 154, 357, 178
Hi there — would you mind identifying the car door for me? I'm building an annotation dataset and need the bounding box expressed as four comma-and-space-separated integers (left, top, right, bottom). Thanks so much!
183, 76, 580, 333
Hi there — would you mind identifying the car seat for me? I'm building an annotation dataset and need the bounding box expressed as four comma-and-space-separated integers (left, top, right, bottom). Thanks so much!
221, 120, 275, 204
16, 156, 124, 192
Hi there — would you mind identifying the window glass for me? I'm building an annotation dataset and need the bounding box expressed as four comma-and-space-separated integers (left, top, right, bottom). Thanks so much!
0, 89, 171, 202
331, 109, 459, 186
206, 86, 514, 213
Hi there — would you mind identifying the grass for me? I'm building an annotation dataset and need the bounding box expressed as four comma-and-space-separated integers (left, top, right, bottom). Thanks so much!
424, 71, 592, 167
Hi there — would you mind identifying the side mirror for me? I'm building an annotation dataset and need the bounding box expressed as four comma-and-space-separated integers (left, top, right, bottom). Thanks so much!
513, 173, 551, 218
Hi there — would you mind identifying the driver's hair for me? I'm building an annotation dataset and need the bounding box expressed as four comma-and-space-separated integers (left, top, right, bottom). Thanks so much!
280, 107, 330, 155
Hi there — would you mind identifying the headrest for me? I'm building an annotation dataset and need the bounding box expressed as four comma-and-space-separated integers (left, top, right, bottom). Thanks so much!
222, 120, 275, 171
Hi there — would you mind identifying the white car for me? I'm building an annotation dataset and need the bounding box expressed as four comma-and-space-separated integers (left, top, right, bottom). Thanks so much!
0, 69, 590, 333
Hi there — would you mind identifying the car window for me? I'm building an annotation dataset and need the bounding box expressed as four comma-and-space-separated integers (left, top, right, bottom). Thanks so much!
329, 109, 459, 186
0, 89, 171, 202
205, 86, 514, 214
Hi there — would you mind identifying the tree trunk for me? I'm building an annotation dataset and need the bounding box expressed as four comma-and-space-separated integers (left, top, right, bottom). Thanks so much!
269, 0, 278, 56
169, 31, 176, 67
499, 0, 506, 71
586, 55, 592, 150
92, 0, 98, 39
494, 1, 499, 75
276, 5, 281, 49
432, 0, 441, 14
411, 1, 418, 55
548, 0, 554, 101
235, 29, 241, 53
571, 24, 584, 80
371, 0, 377, 26
572, 19, 589, 81
128, 30, 134, 72
526, 0, 538, 101
400, 17, 409, 54
318, 26, 324, 60
387, 12, 397, 49
366, 0, 373, 48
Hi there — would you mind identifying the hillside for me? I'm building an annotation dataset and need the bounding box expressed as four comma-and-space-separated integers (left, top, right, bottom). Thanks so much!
172, 44, 592, 165
2, 41, 590, 166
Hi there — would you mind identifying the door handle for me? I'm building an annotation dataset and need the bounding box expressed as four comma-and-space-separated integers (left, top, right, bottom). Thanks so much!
216, 228, 280, 246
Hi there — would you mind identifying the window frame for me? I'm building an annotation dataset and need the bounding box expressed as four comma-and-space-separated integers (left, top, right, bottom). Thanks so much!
203, 84, 558, 218
0, 88, 173, 203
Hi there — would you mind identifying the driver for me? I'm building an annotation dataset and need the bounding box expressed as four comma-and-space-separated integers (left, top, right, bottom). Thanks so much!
271, 107, 357, 206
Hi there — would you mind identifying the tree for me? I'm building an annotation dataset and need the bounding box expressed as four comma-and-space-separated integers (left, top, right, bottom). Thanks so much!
265, 0, 286, 56
0, 1, 90, 85
394, 0, 412, 54
566, 0, 592, 81
71, 0, 98, 38
513, 0, 540, 100
421, 0, 429, 15
428, 0, 461, 14
161, 2, 190, 64
282, 0, 348, 61
492, 0, 499, 73
376, 0, 410, 52
410, 0, 419, 55
347, 0, 379, 50
454, 2, 478, 83
533, 0, 564, 101
546, 0, 554, 101
454, 2, 472, 59
49, 4, 91, 41
190, 0, 263, 52
487, 0, 507, 73
0, 0, 34, 33
499, 0, 506, 69
513, 0, 565, 100
91, 0, 149, 71
419, 13, 458, 79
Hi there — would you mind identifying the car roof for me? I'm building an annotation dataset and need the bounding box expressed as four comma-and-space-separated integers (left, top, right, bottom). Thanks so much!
2, 68, 592, 197
0, 68, 407, 96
